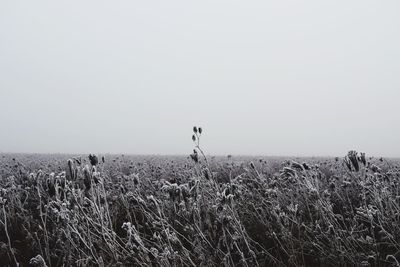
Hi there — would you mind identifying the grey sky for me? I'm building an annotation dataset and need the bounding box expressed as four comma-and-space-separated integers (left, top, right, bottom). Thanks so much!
1, 1, 399, 156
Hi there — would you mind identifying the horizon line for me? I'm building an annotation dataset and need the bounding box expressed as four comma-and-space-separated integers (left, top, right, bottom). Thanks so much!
1, 151, 399, 160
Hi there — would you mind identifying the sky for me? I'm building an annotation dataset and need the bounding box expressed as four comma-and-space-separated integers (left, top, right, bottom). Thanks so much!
0, 1, 399, 157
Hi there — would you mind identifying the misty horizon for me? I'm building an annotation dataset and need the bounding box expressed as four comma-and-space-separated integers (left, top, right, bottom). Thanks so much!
1, 1, 400, 157
1, 150, 398, 160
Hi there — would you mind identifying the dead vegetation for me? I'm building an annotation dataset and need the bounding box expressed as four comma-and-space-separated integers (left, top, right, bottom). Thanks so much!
0, 128, 399, 266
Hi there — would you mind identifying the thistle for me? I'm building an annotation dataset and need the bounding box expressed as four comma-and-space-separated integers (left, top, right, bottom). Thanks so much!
347, 150, 360, 172
250, 162, 256, 170
190, 149, 199, 163
88, 154, 99, 166
360, 152, 366, 166
132, 173, 140, 185
67, 159, 75, 180
302, 162, 310, 170
83, 165, 91, 190
344, 156, 352, 171
47, 173, 56, 197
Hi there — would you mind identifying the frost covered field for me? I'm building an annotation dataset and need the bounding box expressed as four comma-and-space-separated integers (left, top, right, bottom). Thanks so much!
0, 130, 400, 266
2, 0, 400, 266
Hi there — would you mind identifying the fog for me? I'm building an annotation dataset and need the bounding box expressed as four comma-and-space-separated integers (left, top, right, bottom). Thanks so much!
1, 1, 399, 157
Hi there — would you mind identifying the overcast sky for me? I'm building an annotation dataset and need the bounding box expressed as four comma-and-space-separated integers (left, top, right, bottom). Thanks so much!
1, 1, 399, 157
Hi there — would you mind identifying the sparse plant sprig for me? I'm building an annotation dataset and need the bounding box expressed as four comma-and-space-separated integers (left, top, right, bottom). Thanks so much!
190, 126, 213, 181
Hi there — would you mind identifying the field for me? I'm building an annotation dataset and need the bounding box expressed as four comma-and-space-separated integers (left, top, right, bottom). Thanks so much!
1, 140, 400, 266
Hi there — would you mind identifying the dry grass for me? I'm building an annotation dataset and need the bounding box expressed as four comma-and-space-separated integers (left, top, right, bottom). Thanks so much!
0, 130, 399, 266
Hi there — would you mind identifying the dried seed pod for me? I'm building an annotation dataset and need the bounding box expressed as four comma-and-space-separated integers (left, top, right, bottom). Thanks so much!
360, 152, 366, 166
132, 173, 139, 185
92, 171, 100, 184
74, 157, 82, 165
83, 165, 91, 190
347, 151, 359, 172
250, 162, 255, 170
193, 126, 198, 133
88, 154, 98, 166
47, 173, 56, 197
190, 150, 199, 163
67, 159, 74, 180
344, 157, 352, 171
302, 163, 310, 170
198, 127, 202, 134
190, 153, 198, 163
192, 134, 196, 142
57, 172, 66, 189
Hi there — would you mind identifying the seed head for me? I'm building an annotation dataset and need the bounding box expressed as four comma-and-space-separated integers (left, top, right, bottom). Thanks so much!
347, 150, 360, 172
302, 163, 310, 170
83, 165, 91, 190
67, 159, 74, 180
47, 174, 56, 197
193, 126, 198, 133
190, 150, 199, 163
250, 162, 255, 170
360, 152, 366, 166
344, 157, 352, 171
88, 154, 99, 166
